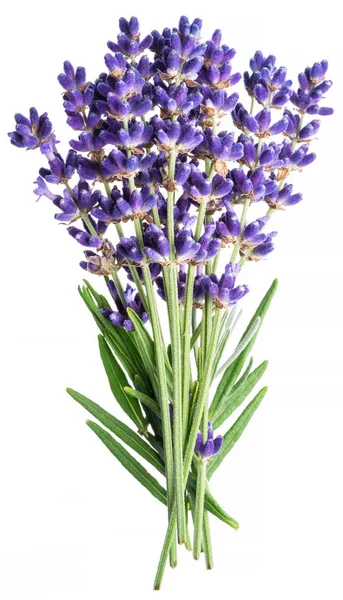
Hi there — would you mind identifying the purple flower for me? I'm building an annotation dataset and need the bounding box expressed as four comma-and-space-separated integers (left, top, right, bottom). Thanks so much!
143, 224, 170, 264
252, 232, 277, 258
201, 263, 249, 308
191, 222, 220, 264
39, 149, 78, 184
242, 216, 271, 245
175, 229, 201, 262
230, 167, 277, 204
116, 236, 144, 264
195, 422, 223, 458
154, 82, 202, 117
200, 86, 239, 121
101, 280, 149, 331
108, 17, 152, 59
67, 225, 100, 248
194, 128, 243, 162
104, 52, 127, 78
232, 104, 288, 136
265, 182, 302, 208
293, 60, 333, 116
108, 120, 153, 151
8, 108, 53, 150
58, 61, 87, 92
244, 51, 292, 108
217, 203, 241, 243
155, 119, 203, 153
63, 85, 94, 113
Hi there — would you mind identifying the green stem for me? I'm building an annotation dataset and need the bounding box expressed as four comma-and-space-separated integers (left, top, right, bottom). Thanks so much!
181, 199, 207, 447
181, 264, 195, 445
184, 308, 221, 485
153, 504, 177, 590
164, 147, 186, 544
166, 263, 186, 543
123, 169, 176, 564
230, 197, 250, 263
109, 266, 125, 305
153, 308, 220, 588
203, 509, 213, 569
193, 459, 207, 559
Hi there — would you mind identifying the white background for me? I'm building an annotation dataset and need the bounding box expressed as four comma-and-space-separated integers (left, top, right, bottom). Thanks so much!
1, 0, 343, 598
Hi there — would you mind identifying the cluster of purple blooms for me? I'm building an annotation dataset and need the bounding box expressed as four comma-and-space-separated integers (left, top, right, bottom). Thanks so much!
9, 15, 333, 332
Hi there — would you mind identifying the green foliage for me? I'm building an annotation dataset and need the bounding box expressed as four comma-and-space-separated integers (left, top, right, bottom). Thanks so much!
208, 387, 269, 479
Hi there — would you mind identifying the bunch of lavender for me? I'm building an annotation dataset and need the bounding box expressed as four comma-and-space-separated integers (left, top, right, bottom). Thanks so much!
9, 15, 333, 590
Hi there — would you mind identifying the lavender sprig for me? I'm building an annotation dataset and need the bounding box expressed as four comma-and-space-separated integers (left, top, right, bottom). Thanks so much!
8, 13, 333, 592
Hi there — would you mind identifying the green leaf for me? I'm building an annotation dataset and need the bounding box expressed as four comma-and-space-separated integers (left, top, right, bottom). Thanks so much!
210, 318, 260, 416
208, 386, 268, 479
126, 308, 156, 374
230, 356, 253, 396
79, 286, 137, 379
211, 326, 231, 383
67, 388, 164, 474
123, 387, 161, 417
187, 475, 239, 530
78, 398, 240, 529
83, 279, 111, 309
87, 420, 167, 505
210, 278, 277, 416
215, 316, 261, 380
98, 334, 146, 430
80, 283, 148, 382
190, 322, 201, 350
203, 486, 239, 530
213, 360, 268, 428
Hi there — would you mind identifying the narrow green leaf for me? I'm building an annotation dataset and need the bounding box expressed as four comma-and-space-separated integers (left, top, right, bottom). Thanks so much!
126, 308, 156, 373
187, 475, 239, 530
70, 392, 240, 529
213, 360, 268, 428
124, 387, 161, 417
190, 321, 201, 350
98, 334, 146, 429
230, 356, 253, 396
87, 420, 167, 505
210, 279, 277, 417
215, 316, 261, 380
83, 279, 111, 309
79, 286, 137, 379
241, 279, 278, 343
211, 327, 231, 383
67, 388, 164, 474
208, 386, 268, 479
203, 486, 239, 530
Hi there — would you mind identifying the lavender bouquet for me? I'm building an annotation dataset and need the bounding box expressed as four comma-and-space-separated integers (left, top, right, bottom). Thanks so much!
8, 15, 333, 590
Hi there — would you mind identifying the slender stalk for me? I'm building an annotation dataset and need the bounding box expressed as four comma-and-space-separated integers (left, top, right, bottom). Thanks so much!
101, 181, 149, 311
185, 500, 192, 552
184, 309, 222, 489
122, 168, 176, 565
203, 509, 213, 569
230, 197, 250, 263
109, 266, 125, 305
165, 147, 186, 544
181, 199, 207, 446
153, 504, 177, 590
193, 458, 207, 559
153, 307, 220, 587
